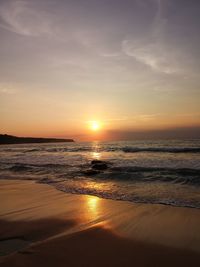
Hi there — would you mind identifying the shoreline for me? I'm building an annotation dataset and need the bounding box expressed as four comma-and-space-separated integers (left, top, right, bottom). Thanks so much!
2, 176, 200, 210
0, 179, 200, 266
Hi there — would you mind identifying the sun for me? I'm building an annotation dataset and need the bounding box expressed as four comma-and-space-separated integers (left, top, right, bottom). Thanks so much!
90, 121, 101, 131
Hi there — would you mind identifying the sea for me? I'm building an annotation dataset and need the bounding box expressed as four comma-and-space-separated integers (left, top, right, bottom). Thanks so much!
0, 140, 200, 209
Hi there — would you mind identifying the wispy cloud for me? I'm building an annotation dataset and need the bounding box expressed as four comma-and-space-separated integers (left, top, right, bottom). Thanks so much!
122, 0, 181, 74
0, 0, 53, 36
136, 114, 161, 121
122, 40, 180, 74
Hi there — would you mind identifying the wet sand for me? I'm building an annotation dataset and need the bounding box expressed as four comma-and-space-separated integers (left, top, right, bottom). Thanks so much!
0, 179, 200, 266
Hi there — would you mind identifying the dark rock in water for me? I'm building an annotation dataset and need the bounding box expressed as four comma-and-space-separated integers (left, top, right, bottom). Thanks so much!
92, 163, 108, 170
39, 178, 55, 183
91, 160, 109, 170
83, 169, 100, 176
9, 165, 31, 172
91, 160, 110, 165
91, 160, 105, 165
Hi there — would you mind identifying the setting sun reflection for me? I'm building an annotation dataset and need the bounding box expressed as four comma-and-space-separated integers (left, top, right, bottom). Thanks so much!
86, 196, 100, 220
88, 197, 98, 211
91, 152, 101, 160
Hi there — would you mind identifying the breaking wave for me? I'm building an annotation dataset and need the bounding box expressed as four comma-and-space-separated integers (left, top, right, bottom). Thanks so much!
28, 146, 200, 153
2, 162, 200, 187
52, 183, 200, 209
121, 147, 200, 153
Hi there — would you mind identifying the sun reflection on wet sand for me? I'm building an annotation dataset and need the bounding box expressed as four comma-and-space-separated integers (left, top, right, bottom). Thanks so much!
85, 195, 101, 221
88, 197, 98, 212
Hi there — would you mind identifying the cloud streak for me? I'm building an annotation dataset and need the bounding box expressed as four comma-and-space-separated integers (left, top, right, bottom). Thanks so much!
121, 0, 182, 74
0, 0, 53, 36
122, 39, 180, 74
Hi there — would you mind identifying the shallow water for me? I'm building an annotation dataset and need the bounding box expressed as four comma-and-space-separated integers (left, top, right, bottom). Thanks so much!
0, 140, 200, 208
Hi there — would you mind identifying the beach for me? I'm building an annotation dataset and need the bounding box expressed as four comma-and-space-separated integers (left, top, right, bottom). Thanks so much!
0, 179, 200, 267
1, 0, 200, 265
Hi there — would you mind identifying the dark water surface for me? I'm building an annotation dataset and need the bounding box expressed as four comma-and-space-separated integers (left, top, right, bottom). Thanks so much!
0, 140, 200, 208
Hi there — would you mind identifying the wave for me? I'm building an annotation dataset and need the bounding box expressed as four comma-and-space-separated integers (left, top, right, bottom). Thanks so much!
43, 146, 200, 153
43, 145, 200, 154
2, 163, 71, 173
51, 183, 200, 209
1, 161, 200, 209
9, 165, 34, 172
24, 148, 41, 153
5, 162, 200, 172
94, 166, 200, 186
46, 147, 91, 152
110, 166, 200, 174
4, 162, 200, 186
121, 147, 200, 153
32, 146, 200, 153
2, 145, 200, 154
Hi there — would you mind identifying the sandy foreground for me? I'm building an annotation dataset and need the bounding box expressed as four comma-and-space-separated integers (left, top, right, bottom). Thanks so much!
0, 179, 200, 266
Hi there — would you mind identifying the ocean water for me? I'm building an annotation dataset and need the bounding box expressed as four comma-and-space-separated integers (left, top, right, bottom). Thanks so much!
0, 140, 200, 209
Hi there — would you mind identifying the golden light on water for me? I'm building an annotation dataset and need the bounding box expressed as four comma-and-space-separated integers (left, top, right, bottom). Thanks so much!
91, 151, 101, 160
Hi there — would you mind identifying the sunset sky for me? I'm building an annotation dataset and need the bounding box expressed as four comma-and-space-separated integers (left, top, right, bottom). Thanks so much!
0, 0, 200, 140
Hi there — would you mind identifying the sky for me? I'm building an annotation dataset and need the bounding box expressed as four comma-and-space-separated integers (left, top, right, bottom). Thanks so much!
0, 0, 200, 140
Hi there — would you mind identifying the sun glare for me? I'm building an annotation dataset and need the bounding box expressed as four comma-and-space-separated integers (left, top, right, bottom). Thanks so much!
90, 121, 101, 131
